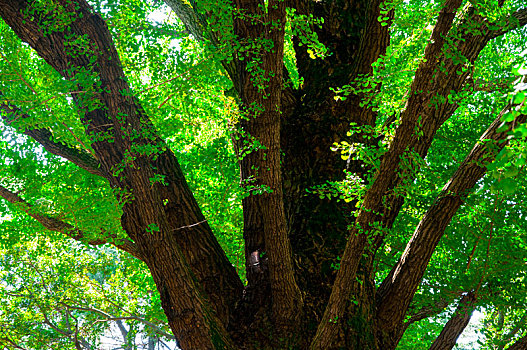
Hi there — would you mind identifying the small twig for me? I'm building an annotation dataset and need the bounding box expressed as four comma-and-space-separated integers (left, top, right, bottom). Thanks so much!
62, 303, 176, 340
158, 93, 174, 108
172, 219, 207, 231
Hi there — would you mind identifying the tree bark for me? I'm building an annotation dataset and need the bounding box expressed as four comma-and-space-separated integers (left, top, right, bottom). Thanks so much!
279, 2, 391, 343
0, 1, 242, 348
3, 0, 527, 348
232, 0, 304, 345
429, 292, 477, 350
0, 96, 103, 177
507, 334, 527, 350
376, 104, 527, 349
309, 1, 464, 348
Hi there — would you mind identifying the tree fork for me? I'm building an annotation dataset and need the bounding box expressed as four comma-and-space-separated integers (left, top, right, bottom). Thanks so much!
0, 0, 243, 346
376, 104, 527, 349
309, 1, 464, 348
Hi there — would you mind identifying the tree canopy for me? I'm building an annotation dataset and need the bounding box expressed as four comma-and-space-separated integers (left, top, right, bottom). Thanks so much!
0, 0, 527, 349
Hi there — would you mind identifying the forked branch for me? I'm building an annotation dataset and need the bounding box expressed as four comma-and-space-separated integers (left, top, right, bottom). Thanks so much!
310, 1, 465, 347
376, 103, 527, 341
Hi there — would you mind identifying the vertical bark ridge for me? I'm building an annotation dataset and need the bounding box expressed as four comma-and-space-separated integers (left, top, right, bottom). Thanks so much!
233, 0, 303, 342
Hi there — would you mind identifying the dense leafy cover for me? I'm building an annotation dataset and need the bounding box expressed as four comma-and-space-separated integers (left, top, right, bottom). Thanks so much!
0, 0, 526, 349
1, 1, 242, 347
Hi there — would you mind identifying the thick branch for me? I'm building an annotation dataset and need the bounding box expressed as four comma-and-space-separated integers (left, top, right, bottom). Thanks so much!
0, 101, 103, 177
310, 1, 464, 348
0, 185, 141, 259
376, 104, 527, 342
381, 5, 527, 233
162, 0, 206, 42
0, 2, 243, 345
506, 334, 527, 350
429, 292, 477, 350
406, 296, 457, 327
233, 0, 303, 340
488, 8, 527, 40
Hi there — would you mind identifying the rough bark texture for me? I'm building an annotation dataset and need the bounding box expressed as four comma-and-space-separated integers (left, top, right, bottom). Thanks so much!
309, 1, 464, 348
507, 334, 527, 350
231, 0, 304, 346
0, 1, 242, 348
429, 292, 477, 350
280, 3, 392, 344
1, 0, 527, 349
376, 104, 527, 349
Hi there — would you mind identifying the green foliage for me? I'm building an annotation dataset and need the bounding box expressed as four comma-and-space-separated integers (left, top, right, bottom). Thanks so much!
0, 233, 170, 349
324, 0, 527, 347
1, 0, 244, 346
1, 0, 527, 348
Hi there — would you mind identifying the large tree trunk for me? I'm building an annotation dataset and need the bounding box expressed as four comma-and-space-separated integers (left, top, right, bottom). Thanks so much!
0, 1, 242, 348
2, 0, 527, 349
280, 3, 391, 344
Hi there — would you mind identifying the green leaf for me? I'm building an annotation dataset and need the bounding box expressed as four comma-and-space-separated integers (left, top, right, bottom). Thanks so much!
501, 111, 516, 122
513, 91, 526, 105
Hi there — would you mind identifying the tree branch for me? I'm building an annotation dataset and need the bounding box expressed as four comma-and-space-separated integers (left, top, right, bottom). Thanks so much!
376, 103, 527, 342
501, 312, 527, 348
63, 303, 176, 340
0, 99, 104, 177
429, 292, 477, 350
232, 0, 303, 339
0, 335, 31, 350
506, 334, 527, 350
162, 0, 206, 42
488, 8, 527, 40
162, 0, 238, 90
379, 4, 527, 234
310, 1, 465, 347
0, 185, 141, 259
395, 291, 465, 344
0, 2, 244, 343
21, 285, 93, 350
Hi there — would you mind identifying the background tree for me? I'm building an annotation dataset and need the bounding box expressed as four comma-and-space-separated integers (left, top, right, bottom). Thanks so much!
1, 0, 527, 349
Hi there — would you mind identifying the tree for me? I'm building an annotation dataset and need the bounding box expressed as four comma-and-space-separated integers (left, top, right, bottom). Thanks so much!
1, 0, 527, 349
0, 238, 178, 349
